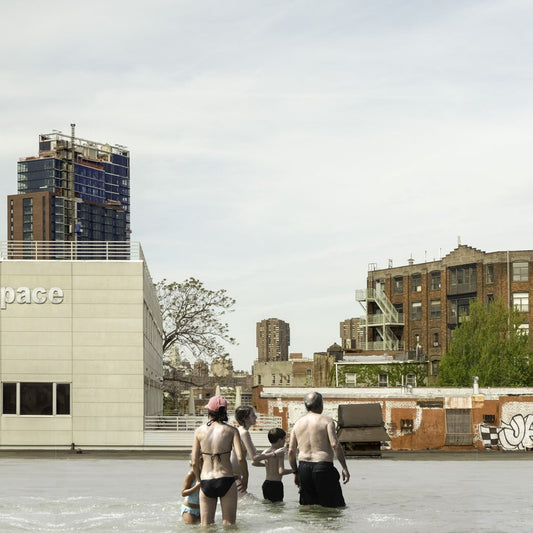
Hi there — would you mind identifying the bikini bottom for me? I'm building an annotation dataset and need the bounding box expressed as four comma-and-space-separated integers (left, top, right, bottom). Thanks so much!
200, 477, 235, 499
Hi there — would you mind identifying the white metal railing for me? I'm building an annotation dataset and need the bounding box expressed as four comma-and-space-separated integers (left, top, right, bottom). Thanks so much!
0, 241, 141, 261
145, 414, 282, 432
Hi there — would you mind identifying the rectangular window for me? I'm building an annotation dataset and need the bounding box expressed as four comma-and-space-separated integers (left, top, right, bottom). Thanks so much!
445, 409, 472, 445
2, 383, 16, 414
279, 374, 283, 384
2, 383, 70, 416
345, 373, 356, 387
393, 277, 403, 294
518, 323, 529, 336
56, 383, 70, 415
431, 360, 440, 376
20, 383, 53, 415
406, 374, 416, 386
513, 262, 528, 282
378, 374, 388, 387
401, 419, 414, 431
411, 302, 422, 321
430, 299, 441, 319
430, 271, 441, 291
257, 375, 262, 385
483, 414, 496, 424
486, 264, 494, 284
271, 374, 276, 385
513, 292, 529, 312
411, 273, 422, 293
449, 265, 477, 294
433, 332, 439, 347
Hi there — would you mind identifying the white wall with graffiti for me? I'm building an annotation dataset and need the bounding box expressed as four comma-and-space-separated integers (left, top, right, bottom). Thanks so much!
478, 402, 533, 451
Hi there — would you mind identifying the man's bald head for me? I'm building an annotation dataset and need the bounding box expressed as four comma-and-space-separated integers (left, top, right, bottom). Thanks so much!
304, 391, 323, 413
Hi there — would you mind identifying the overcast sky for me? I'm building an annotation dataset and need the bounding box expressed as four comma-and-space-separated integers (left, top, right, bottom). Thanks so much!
1, 1, 532, 370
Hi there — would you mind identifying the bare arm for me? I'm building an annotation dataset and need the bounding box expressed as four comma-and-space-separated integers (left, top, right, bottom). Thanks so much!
181, 470, 200, 497
277, 453, 294, 477
327, 419, 350, 484
241, 428, 275, 462
288, 427, 299, 485
191, 430, 202, 482
233, 427, 248, 492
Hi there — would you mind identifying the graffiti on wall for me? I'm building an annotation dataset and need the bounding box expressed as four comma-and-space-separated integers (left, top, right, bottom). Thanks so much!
479, 414, 533, 450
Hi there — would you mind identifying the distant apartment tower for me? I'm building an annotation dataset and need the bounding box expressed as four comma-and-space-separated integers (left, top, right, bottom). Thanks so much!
340, 318, 361, 350
256, 318, 290, 362
8, 126, 130, 243
357, 244, 533, 379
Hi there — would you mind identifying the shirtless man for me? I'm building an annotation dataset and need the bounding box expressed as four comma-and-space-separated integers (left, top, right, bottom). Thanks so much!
288, 391, 350, 507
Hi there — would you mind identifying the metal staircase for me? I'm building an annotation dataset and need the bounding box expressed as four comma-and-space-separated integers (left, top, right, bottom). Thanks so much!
356, 288, 404, 351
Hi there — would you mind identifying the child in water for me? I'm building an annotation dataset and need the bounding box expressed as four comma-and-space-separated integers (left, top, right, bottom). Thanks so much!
181, 462, 201, 524
258, 428, 294, 502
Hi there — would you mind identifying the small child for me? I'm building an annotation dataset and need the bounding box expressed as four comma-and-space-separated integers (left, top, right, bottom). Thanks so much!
181, 462, 201, 524
260, 428, 293, 502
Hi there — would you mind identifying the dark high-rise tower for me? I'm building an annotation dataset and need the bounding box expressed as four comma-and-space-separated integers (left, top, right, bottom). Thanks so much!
8, 126, 130, 243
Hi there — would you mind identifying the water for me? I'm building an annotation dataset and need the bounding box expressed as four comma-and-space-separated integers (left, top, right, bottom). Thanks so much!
0, 451, 532, 532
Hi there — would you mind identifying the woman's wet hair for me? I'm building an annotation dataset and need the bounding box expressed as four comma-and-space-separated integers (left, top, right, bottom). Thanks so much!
208, 406, 228, 423
235, 405, 254, 426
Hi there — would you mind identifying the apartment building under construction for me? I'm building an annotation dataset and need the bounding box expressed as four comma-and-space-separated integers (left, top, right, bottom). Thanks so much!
8, 126, 130, 244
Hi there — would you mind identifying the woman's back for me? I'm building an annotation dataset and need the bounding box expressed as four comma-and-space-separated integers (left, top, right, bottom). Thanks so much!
195, 422, 236, 480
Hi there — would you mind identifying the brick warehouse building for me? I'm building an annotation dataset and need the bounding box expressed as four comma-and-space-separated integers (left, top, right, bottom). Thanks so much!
356, 244, 533, 380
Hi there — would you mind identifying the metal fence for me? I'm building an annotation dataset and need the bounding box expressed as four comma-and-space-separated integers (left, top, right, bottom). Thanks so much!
0, 241, 142, 261
144, 414, 282, 432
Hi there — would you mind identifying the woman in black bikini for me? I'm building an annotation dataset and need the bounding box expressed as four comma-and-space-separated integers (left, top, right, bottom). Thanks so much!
192, 396, 248, 526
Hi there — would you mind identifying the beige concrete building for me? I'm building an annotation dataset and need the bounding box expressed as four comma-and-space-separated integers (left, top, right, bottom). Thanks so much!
0, 242, 163, 449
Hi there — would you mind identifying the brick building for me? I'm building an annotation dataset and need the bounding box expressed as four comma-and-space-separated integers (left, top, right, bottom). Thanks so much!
357, 244, 533, 380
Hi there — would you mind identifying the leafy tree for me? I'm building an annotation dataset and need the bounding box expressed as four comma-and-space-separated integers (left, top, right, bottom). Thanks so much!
156, 277, 237, 360
438, 299, 532, 387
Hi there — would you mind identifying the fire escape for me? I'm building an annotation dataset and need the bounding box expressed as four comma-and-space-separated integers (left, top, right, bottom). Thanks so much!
356, 288, 404, 351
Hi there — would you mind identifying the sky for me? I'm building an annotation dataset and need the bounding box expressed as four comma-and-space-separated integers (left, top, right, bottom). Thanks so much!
1, 0, 533, 371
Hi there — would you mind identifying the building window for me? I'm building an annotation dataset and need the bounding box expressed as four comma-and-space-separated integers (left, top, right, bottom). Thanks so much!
513, 292, 529, 312
518, 323, 529, 336
430, 271, 441, 291
286, 374, 290, 384
486, 264, 494, 284
401, 419, 414, 431
279, 374, 283, 384
445, 409, 472, 445
257, 375, 262, 385
345, 373, 356, 387
306, 369, 312, 377
483, 414, 496, 424
449, 265, 477, 294
513, 262, 528, 282
411, 302, 422, 321
430, 299, 441, 319
2, 383, 16, 414
406, 374, 416, 387
411, 273, 422, 293
393, 277, 403, 294
431, 360, 440, 376
2, 382, 70, 416
378, 374, 388, 387
487, 294, 494, 306
271, 374, 276, 385
433, 332, 439, 347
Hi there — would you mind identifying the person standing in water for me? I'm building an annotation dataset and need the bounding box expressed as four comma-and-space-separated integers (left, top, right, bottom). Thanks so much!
288, 391, 350, 508
192, 396, 247, 526
232, 405, 282, 496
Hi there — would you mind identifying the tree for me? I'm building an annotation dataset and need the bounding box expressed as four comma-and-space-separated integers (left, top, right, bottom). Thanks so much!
156, 277, 237, 361
438, 299, 532, 387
